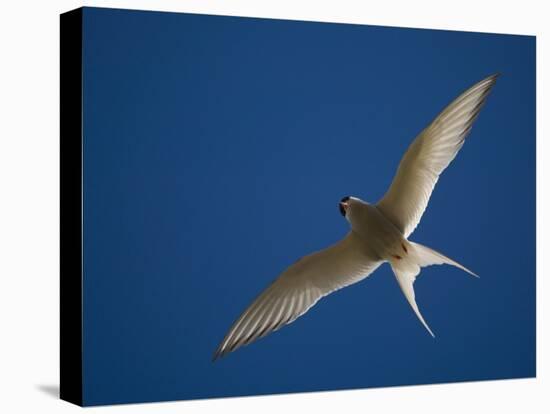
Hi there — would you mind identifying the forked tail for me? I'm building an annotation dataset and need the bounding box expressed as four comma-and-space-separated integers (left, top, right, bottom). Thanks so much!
390, 241, 478, 337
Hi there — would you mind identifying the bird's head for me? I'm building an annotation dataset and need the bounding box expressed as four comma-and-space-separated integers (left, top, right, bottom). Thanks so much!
339, 196, 366, 222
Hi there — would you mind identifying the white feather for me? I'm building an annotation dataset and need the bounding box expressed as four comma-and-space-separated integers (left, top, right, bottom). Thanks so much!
377, 74, 499, 238
213, 231, 381, 360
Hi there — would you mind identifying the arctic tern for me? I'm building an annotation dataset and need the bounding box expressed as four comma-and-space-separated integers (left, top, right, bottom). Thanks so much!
213, 73, 498, 360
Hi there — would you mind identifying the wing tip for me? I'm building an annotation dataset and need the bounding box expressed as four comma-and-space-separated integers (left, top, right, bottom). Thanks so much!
212, 345, 227, 362
471, 72, 499, 94
483, 72, 500, 88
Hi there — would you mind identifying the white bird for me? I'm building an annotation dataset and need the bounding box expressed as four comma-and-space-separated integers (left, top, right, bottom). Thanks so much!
213, 73, 498, 360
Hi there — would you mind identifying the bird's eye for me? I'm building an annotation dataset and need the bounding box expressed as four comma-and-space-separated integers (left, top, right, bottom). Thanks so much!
340, 196, 350, 203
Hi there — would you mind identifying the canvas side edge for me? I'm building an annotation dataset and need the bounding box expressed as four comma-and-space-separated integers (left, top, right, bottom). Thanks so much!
60, 7, 84, 407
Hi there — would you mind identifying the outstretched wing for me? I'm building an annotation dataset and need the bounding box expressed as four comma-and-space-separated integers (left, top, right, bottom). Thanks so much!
213, 232, 381, 360
377, 74, 499, 238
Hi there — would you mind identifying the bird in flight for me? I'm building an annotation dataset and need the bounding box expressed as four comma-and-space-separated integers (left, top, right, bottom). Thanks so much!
213, 74, 498, 360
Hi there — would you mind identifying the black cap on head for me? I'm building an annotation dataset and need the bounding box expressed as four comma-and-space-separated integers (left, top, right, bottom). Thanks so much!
339, 196, 350, 217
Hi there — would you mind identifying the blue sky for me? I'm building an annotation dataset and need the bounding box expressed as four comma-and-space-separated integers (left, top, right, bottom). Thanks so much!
82, 7, 535, 406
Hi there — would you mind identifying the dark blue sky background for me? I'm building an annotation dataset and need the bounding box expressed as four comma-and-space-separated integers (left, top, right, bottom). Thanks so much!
81, 7, 536, 406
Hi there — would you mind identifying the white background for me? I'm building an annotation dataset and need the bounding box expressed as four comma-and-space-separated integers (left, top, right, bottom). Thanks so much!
0, 0, 547, 412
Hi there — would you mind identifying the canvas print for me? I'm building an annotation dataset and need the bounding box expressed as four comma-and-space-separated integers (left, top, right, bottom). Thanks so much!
60, 6, 536, 406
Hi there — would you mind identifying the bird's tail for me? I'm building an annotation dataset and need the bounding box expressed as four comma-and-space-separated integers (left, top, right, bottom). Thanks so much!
389, 241, 478, 337
408, 242, 478, 278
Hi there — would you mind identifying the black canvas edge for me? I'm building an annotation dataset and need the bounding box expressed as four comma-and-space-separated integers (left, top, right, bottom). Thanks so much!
60, 7, 84, 407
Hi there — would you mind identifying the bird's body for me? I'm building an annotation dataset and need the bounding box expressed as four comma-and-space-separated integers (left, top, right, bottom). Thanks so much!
347, 200, 406, 261
213, 73, 498, 360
